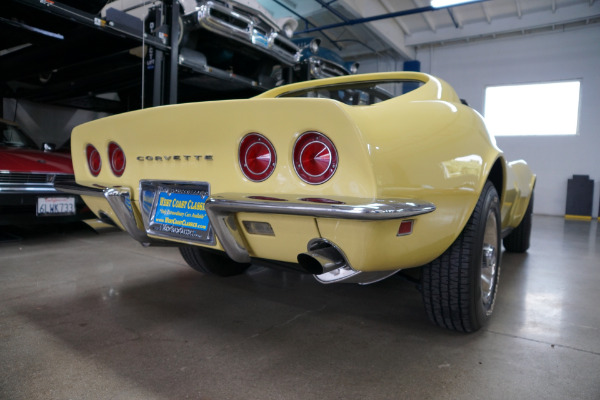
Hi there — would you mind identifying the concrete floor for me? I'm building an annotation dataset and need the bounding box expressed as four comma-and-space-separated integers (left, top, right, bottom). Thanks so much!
0, 215, 598, 399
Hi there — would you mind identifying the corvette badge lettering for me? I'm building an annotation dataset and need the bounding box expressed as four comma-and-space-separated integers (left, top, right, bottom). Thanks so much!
136, 155, 213, 161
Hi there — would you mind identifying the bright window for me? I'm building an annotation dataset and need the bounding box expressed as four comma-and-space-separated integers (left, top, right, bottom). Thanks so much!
484, 81, 581, 136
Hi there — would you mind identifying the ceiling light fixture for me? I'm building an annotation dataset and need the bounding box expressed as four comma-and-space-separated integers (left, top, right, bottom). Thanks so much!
431, 0, 483, 8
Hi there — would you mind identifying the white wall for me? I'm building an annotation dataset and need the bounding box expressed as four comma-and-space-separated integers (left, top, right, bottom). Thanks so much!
364, 25, 600, 217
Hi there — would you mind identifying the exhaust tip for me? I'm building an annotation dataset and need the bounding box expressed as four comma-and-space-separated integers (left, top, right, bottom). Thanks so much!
297, 253, 327, 274
297, 240, 348, 275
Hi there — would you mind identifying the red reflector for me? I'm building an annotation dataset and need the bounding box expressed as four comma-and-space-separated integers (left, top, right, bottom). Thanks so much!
108, 142, 126, 177
397, 220, 413, 236
300, 197, 345, 205
86, 144, 101, 176
247, 196, 287, 202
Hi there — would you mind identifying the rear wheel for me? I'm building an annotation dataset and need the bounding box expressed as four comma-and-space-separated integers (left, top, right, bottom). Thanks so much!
421, 182, 501, 333
503, 192, 533, 253
179, 246, 250, 277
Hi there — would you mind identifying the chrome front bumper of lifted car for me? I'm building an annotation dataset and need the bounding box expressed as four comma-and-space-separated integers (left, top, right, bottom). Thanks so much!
187, 1, 300, 65
57, 181, 436, 284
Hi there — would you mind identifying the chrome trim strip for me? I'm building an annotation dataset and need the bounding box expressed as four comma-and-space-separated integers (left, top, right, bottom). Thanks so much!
207, 210, 251, 263
309, 57, 350, 79
55, 181, 105, 197
0, 185, 58, 194
104, 187, 174, 247
206, 193, 435, 221
270, 33, 300, 63
198, 2, 253, 38
1, 172, 68, 194
104, 187, 146, 242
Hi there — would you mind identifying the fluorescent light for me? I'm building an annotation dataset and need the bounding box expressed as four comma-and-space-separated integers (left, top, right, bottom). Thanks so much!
431, 0, 481, 8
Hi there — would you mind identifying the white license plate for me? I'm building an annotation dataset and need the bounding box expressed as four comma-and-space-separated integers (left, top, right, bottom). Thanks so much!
36, 197, 76, 216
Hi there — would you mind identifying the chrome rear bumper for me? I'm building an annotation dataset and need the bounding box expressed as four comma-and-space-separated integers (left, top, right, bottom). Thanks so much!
205, 193, 435, 263
57, 181, 436, 263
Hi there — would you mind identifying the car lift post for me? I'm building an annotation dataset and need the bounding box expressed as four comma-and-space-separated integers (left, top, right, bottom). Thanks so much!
165, 0, 179, 105
149, 0, 179, 107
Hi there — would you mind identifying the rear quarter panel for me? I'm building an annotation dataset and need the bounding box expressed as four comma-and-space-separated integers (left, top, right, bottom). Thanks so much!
502, 160, 536, 228
319, 80, 505, 269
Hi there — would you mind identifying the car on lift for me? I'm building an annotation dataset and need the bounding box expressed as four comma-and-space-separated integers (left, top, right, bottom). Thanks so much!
292, 38, 359, 81
0, 119, 93, 225
102, 0, 300, 94
62, 71, 535, 333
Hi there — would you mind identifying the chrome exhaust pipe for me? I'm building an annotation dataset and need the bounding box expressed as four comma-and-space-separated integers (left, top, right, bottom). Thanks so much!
298, 239, 401, 285
297, 245, 347, 275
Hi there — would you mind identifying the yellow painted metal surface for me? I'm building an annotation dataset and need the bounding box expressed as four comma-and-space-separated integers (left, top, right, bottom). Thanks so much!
71, 72, 535, 271
235, 213, 320, 263
565, 215, 593, 221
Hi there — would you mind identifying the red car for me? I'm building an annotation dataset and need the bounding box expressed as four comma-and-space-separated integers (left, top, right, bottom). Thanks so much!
0, 118, 93, 225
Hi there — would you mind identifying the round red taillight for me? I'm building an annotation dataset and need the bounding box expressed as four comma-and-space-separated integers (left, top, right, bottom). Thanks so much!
293, 132, 338, 184
239, 133, 276, 182
86, 144, 101, 176
108, 142, 126, 177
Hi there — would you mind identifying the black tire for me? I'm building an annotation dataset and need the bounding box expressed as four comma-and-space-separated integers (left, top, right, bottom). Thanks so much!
421, 182, 501, 333
179, 246, 250, 277
503, 192, 533, 253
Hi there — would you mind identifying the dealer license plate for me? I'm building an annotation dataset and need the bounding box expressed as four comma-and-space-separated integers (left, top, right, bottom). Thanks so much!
143, 182, 214, 244
36, 197, 76, 216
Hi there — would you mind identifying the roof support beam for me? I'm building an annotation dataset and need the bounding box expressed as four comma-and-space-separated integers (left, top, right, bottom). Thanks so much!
320, 0, 417, 59
379, 0, 411, 35
406, 1, 600, 46
412, 0, 437, 32
481, 2, 492, 23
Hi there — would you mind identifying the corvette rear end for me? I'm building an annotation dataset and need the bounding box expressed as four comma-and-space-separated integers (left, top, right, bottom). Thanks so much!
64, 72, 535, 332
68, 93, 437, 280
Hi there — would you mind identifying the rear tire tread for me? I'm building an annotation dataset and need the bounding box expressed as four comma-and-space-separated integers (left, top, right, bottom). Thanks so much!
422, 182, 500, 333
503, 193, 533, 253
179, 246, 250, 277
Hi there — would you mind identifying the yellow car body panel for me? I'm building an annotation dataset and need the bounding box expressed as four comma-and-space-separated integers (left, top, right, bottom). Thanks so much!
69, 72, 535, 273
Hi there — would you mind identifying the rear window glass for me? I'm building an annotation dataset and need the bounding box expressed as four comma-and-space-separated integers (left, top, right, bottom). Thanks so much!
277, 80, 424, 105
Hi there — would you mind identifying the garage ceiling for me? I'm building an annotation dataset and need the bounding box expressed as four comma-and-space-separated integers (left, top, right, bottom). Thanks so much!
263, 0, 600, 59
1, 0, 598, 113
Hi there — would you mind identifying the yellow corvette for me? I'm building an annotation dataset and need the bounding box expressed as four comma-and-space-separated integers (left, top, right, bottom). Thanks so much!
61, 72, 535, 332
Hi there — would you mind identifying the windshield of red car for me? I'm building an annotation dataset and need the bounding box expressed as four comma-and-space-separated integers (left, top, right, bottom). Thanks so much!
276, 79, 424, 105
0, 122, 37, 149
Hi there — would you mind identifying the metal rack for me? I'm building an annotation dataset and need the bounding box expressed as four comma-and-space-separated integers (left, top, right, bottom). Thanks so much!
0, 0, 266, 113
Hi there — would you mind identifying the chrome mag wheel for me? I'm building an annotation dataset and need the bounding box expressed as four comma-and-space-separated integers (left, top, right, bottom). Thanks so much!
481, 211, 499, 313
